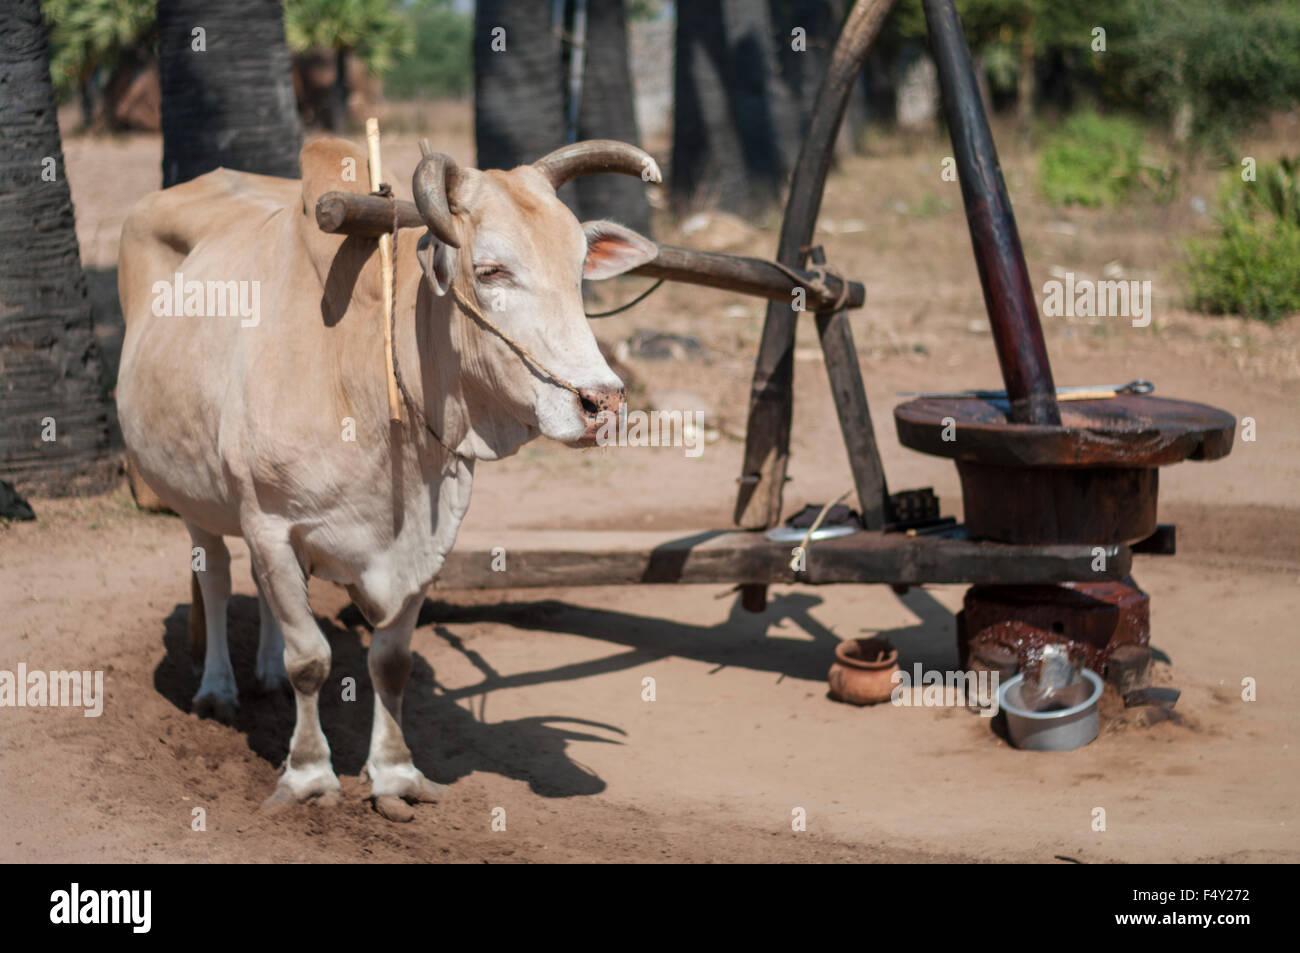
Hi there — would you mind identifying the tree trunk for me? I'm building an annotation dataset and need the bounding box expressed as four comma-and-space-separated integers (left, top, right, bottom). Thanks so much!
0, 0, 114, 491
475, 1, 650, 233
672, 0, 800, 216
474, 0, 566, 171
774, 1, 860, 156
79, 78, 97, 130
331, 46, 350, 134
158, 0, 303, 188
1170, 56, 1192, 145
773, 1, 839, 138
574, 0, 651, 234
1016, 15, 1035, 136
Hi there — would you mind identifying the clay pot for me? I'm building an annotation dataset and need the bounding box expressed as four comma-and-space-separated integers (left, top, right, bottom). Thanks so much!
828, 637, 900, 706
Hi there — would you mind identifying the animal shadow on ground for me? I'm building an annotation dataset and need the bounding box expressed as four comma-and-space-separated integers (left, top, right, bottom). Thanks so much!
152, 586, 957, 797
152, 596, 622, 797
413, 586, 957, 690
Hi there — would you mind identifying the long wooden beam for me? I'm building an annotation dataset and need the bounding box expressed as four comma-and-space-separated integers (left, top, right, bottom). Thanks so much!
315, 191, 864, 311
631, 243, 864, 311
435, 528, 1131, 590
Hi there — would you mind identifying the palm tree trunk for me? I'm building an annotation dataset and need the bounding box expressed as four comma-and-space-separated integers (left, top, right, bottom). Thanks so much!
474, 0, 566, 172
574, 0, 652, 234
773, 0, 841, 141
475, 2, 650, 232
158, 0, 303, 187
672, 0, 799, 216
331, 46, 351, 134
1016, 15, 1035, 136
0, 0, 113, 490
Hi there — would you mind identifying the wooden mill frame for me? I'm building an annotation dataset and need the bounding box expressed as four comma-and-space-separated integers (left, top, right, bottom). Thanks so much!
321, 0, 1173, 605
432, 0, 1165, 603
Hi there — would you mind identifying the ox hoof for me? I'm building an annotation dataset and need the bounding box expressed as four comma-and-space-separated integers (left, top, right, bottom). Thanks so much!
255, 672, 291, 696
260, 764, 341, 814
372, 796, 416, 823
192, 687, 239, 724
365, 761, 447, 822
255, 655, 289, 696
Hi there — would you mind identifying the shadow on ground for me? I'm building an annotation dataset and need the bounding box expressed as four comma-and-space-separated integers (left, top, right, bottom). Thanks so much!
152, 595, 622, 798
151, 586, 956, 797
417, 586, 957, 691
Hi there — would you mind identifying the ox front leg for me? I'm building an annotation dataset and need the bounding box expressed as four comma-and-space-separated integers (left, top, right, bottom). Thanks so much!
365, 589, 446, 822
187, 524, 238, 723
249, 536, 341, 811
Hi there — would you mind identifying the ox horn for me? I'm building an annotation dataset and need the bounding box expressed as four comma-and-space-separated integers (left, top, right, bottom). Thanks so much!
413, 138, 461, 249
531, 139, 662, 191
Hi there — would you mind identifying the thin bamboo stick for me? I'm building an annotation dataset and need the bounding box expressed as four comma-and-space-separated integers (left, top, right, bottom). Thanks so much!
366, 117, 403, 423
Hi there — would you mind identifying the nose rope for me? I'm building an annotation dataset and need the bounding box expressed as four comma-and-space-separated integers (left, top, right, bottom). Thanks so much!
380, 196, 586, 460
447, 284, 583, 400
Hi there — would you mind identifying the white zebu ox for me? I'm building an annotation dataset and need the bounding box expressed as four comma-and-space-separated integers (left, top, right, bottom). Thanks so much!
116, 137, 658, 817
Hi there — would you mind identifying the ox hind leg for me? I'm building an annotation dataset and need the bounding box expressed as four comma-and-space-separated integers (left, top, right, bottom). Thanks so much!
250, 553, 289, 695
246, 533, 340, 810
365, 589, 446, 822
188, 570, 205, 675
187, 524, 238, 723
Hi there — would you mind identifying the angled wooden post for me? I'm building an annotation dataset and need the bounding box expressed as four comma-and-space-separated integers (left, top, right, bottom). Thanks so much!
810, 247, 889, 529
733, 0, 897, 531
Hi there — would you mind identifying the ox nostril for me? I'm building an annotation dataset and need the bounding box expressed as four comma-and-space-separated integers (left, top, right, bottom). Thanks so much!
577, 386, 625, 418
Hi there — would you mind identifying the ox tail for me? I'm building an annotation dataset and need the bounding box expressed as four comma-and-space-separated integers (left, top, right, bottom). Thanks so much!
189, 570, 206, 668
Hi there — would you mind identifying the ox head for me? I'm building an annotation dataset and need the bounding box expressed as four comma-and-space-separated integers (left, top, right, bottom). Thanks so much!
410, 139, 659, 457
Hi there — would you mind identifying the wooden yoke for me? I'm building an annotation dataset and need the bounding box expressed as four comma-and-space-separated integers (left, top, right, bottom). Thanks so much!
316, 192, 866, 312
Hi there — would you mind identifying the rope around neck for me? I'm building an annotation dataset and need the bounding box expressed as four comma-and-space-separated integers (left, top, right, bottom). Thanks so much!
447, 283, 583, 400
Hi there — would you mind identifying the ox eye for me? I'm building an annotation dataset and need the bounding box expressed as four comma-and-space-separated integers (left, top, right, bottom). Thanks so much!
474, 264, 507, 281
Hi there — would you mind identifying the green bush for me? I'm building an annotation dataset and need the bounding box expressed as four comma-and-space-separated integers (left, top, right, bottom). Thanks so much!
284, 0, 412, 75
1038, 112, 1146, 207
1108, 0, 1300, 151
882, 1, 1300, 148
382, 0, 472, 100
1242, 156, 1300, 229
44, 0, 156, 100
1185, 160, 1300, 324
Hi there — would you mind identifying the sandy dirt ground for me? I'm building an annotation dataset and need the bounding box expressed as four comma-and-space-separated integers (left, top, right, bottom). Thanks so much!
1, 110, 1297, 863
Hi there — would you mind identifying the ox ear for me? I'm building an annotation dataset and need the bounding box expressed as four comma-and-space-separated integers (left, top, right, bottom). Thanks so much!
416, 231, 455, 296
581, 221, 657, 281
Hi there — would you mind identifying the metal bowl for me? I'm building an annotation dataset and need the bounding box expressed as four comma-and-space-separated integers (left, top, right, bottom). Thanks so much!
998, 668, 1104, 751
